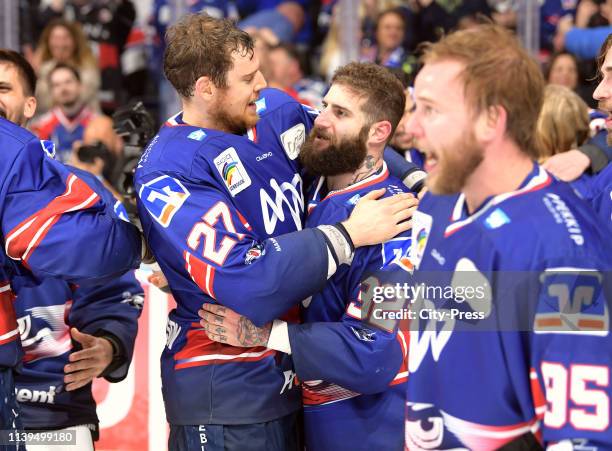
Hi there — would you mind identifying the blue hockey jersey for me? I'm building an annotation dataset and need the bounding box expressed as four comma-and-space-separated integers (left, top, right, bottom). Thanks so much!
0, 118, 141, 370
134, 88, 335, 425
406, 164, 612, 449
13, 271, 143, 434
288, 163, 410, 451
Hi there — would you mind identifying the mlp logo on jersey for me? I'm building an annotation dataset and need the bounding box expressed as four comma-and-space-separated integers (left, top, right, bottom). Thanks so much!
381, 237, 413, 272
214, 147, 252, 196
139, 175, 191, 228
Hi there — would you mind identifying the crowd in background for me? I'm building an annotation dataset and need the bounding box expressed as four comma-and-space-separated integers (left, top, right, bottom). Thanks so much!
1, 0, 611, 188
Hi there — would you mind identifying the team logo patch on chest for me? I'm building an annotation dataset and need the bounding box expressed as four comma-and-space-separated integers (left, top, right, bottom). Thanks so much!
213, 147, 252, 196
280, 123, 305, 160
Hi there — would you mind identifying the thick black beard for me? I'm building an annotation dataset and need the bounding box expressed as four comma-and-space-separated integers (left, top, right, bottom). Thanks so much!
300, 126, 369, 176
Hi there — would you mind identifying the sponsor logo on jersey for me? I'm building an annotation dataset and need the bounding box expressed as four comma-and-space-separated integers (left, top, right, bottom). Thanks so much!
214, 147, 252, 196
256, 152, 273, 162
411, 210, 433, 269
40, 140, 56, 159
260, 174, 304, 234
187, 129, 207, 141
139, 175, 191, 228
255, 97, 267, 114
484, 208, 511, 229
15, 386, 57, 404
244, 242, 265, 265
381, 237, 413, 272
280, 123, 305, 160
535, 269, 609, 336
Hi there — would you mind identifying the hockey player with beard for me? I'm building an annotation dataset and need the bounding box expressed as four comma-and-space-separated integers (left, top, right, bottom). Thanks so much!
134, 14, 417, 451
199, 62, 415, 451
404, 25, 612, 449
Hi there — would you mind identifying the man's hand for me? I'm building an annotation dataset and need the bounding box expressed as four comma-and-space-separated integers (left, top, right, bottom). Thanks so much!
199, 304, 272, 348
543, 150, 590, 182
342, 189, 418, 247
64, 328, 113, 391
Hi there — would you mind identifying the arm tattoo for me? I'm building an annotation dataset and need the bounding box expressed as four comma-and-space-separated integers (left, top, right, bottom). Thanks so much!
237, 317, 271, 347
351, 155, 380, 185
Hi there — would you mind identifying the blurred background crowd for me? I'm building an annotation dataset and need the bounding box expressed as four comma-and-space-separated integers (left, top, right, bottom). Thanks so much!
1, 0, 610, 189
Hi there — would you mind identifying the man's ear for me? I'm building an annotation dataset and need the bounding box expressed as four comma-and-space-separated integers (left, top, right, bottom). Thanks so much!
23, 96, 36, 121
194, 76, 215, 101
368, 120, 392, 145
474, 105, 506, 144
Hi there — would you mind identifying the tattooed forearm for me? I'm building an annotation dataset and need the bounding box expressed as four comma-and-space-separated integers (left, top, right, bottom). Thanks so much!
237, 317, 272, 347
351, 155, 380, 184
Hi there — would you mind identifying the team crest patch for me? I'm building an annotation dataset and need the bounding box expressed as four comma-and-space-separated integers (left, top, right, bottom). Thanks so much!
280, 123, 305, 160
213, 147, 252, 197
244, 242, 265, 265
138, 175, 190, 228
187, 129, 207, 141
381, 237, 413, 272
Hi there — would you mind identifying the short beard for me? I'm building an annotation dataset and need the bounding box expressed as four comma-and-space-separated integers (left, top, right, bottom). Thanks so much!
428, 128, 484, 195
300, 125, 369, 177
212, 90, 257, 136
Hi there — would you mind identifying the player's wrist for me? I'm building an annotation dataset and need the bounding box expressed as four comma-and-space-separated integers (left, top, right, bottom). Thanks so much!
267, 320, 292, 354
317, 224, 355, 266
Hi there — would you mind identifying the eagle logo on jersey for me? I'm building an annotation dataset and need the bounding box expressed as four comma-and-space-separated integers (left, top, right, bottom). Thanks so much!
213, 147, 252, 196
139, 175, 191, 228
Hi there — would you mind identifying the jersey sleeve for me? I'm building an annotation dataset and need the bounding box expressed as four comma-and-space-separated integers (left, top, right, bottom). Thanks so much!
528, 263, 612, 446
68, 271, 144, 382
288, 262, 410, 394
2, 140, 142, 284
136, 170, 329, 326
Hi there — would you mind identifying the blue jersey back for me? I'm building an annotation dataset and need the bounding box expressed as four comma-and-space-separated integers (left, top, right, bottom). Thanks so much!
406, 164, 612, 449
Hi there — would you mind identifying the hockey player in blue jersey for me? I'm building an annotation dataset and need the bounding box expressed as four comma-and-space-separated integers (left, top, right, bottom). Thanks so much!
134, 14, 415, 450
0, 49, 143, 449
0, 49, 142, 443
199, 62, 415, 451
404, 25, 612, 449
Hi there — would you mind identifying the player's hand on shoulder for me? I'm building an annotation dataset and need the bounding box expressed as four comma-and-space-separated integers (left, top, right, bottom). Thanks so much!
543, 149, 590, 182
342, 188, 418, 247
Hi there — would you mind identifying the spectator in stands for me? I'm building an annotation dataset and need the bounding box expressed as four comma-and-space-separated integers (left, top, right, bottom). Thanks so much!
33, 19, 100, 116
390, 87, 425, 169
545, 51, 580, 90
238, 0, 307, 44
31, 63, 97, 162
39, 0, 136, 114
536, 84, 590, 162
361, 7, 417, 82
